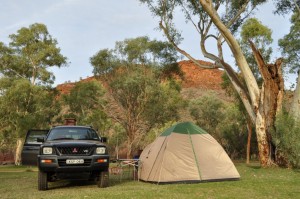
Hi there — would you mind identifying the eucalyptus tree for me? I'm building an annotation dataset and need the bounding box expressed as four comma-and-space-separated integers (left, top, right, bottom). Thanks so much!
240, 18, 273, 81
270, 0, 300, 167
62, 80, 110, 132
90, 36, 184, 157
0, 23, 67, 85
278, 8, 300, 119
238, 18, 273, 163
0, 79, 60, 165
0, 23, 67, 164
140, 0, 286, 166
274, 0, 300, 16
189, 94, 225, 139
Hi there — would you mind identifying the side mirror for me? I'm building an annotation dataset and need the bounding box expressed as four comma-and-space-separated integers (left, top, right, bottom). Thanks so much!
37, 137, 45, 143
101, 137, 107, 143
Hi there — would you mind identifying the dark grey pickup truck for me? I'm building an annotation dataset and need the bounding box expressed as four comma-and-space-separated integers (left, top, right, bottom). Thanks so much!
21, 125, 109, 190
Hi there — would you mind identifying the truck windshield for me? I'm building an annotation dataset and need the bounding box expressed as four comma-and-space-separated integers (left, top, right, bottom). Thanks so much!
47, 127, 99, 141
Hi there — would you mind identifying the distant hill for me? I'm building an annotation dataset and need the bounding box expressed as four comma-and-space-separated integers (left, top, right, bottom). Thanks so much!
56, 60, 231, 124
57, 60, 226, 98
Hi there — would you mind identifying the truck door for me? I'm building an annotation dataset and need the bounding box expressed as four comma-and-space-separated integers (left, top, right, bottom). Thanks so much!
21, 130, 49, 166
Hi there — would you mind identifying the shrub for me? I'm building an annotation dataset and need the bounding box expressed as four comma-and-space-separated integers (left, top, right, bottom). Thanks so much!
273, 112, 300, 168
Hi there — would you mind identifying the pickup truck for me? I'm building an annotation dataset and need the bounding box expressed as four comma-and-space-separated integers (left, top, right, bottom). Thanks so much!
21, 125, 109, 190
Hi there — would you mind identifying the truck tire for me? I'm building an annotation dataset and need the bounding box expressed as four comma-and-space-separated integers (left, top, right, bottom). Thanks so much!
97, 171, 109, 188
38, 170, 48, 191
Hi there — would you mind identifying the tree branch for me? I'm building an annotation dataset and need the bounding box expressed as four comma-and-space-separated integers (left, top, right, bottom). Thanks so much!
159, 21, 219, 69
199, 0, 260, 108
220, 59, 256, 123
226, 0, 250, 28
180, 1, 201, 34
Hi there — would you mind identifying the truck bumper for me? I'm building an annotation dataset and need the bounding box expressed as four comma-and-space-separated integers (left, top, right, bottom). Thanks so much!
38, 155, 109, 173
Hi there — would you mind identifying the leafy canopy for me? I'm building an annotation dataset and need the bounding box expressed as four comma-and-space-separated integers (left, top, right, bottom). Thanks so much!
62, 80, 109, 132
90, 36, 182, 77
0, 23, 66, 140
0, 78, 59, 137
240, 18, 273, 80
90, 36, 184, 156
273, 0, 300, 15
0, 23, 67, 85
278, 13, 300, 72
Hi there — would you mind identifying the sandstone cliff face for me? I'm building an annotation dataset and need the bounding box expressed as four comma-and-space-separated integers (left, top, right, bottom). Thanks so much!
178, 60, 223, 90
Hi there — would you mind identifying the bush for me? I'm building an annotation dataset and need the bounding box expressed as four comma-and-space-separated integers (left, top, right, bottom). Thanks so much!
273, 112, 300, 168
188, 94, 257, 160
218, 104, 255, 160
189, 94, 225, 140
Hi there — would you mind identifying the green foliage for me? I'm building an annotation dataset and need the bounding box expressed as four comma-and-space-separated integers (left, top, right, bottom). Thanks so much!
0, 23, 66, 155
140, 0, 267, 40
105, 123, 127, 158
0, 128, 16, 153
62, 80, 110, 132
91, 36, 182, 77
240, 18, 273, 80
225, 0, 268, 32
189, 94, 225, 139
218, 104, 257, 159
115, 36, 179, 64
109, 65, 184, 128
0, 78, 59, 140
90, 36, 184, 156
0, 23, 67, 85
90, 49, 119, 76
241, 18, 273, 44
278, 13, 300, 73
139, 121, 176, 149
274, 0, 300, 15
107, 65, 184, 155
144, 74, 185, 126
189, 94, 256, 159
273, 111, 300, 168
221, 73, 247, 112
109, 66, 155, 112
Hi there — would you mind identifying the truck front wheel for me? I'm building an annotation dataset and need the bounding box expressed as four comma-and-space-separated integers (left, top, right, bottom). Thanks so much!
38, 170, 48, 190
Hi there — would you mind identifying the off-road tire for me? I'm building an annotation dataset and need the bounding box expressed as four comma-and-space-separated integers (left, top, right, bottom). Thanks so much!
97, 171, 109, 188
38, 170, 48, 191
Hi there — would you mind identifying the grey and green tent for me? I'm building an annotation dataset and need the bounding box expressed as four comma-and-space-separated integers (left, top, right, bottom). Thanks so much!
138, 122, 240, 183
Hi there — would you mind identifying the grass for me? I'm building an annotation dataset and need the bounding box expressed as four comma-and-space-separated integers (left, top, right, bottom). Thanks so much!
0, 162, 299, 199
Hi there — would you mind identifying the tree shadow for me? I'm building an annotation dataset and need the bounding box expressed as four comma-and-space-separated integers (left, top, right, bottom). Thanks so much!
47, 169, 138, 190
48, 179, 96, 190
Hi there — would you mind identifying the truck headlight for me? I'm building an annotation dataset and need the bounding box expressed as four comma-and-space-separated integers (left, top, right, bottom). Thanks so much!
96, 147, 106, 154
43, 147, 53, 154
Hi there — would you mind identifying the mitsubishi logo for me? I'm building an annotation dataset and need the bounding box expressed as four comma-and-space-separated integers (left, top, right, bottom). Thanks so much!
72, 148, 78, 153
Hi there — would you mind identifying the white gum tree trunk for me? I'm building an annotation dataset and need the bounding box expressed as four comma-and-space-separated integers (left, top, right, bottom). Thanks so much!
199, 0, 284, 167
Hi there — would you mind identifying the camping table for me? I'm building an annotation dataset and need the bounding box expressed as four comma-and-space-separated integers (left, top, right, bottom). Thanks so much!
118, 159, 140, 181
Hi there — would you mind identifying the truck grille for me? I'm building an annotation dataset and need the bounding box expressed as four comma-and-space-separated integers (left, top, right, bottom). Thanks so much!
57, 146, 93, 156
58, 159, 92, 167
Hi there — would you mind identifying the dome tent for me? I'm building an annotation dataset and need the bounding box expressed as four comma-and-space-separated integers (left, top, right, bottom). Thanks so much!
138, 122, 240, 183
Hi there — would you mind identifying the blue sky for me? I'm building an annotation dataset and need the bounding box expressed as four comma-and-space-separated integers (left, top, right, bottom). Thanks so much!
0, 0, 295, 87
